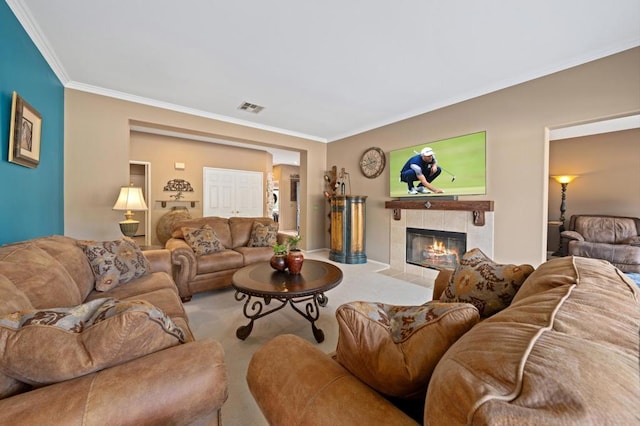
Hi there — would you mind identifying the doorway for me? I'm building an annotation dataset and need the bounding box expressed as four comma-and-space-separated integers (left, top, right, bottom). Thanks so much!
129, 161, 151, 246
545, 114, 640, 257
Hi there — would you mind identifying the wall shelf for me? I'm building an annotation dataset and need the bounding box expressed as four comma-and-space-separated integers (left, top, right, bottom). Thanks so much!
384, 200, 494, 226
156, 200, 200, 208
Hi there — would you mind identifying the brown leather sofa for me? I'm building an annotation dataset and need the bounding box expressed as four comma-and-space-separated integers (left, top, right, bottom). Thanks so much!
247, 256, 639, 425
165, 216, 285, 301
0, 235, 228, 425
561, 214, 640, 272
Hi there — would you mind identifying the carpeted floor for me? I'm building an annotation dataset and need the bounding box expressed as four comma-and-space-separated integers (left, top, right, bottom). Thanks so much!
183, 250, 434, 426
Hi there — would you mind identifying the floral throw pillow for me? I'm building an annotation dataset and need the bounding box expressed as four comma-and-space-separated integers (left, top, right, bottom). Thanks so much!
0, 298, 185, 385
79, 237, 150, 292
182, 224, 224, 256
440, 248, 535, 317
247, 222, 278, 247
336, 300, 479, 399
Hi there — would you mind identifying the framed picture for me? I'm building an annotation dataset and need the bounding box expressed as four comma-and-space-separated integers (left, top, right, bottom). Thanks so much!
8, 91, 42, 168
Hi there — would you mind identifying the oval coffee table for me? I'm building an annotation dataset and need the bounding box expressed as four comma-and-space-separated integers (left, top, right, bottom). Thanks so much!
231, 259, 343, 343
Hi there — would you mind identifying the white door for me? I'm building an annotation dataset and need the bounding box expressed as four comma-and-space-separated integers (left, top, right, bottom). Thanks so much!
204, 167, 263, 217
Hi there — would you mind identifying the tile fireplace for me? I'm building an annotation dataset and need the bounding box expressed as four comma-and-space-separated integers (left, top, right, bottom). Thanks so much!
389, 208, 494, 280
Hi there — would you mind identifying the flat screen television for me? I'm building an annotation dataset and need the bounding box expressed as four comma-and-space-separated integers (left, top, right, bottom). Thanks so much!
389, 131, 486, 198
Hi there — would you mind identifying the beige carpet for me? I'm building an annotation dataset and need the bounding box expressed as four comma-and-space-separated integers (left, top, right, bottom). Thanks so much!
183, 250, 434, 426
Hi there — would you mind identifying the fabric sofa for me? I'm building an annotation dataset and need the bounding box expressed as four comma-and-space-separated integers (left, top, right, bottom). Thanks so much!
246, 255, 640, 425
165, 216, 284, 301
0, 235, 228, 425
561, 214, 640, 272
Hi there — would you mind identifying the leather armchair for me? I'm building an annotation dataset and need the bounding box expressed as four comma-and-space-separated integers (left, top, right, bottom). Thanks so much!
561, 215, 640, 272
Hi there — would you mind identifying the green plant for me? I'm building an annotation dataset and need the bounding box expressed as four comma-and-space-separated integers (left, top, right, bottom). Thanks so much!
273, 242, 288, 255
288, 235, 302, 250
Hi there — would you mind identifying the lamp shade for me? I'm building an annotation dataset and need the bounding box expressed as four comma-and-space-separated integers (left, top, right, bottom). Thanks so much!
551, 175, 579, 184
113, 186, 148, 237
113, 186, 148, 211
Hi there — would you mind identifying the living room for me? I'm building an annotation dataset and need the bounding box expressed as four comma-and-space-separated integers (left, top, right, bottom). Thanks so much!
1, 2, 640, 424
1, 4, 639, 270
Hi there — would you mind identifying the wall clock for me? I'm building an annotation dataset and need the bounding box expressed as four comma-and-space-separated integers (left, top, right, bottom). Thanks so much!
359, 147, 386, 179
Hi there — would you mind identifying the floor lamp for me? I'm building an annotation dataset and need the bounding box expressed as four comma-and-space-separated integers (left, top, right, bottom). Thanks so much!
113, 185, 148, 237
551, 175, 579, 255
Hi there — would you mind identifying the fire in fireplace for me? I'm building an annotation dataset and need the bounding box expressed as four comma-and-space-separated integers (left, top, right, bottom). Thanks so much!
406, 228, 467, 270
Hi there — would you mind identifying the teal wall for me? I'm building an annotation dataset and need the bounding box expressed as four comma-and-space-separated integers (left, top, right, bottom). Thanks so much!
0, 2, 64, 245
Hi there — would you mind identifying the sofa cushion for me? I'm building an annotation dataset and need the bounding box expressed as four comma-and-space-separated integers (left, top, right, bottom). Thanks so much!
574, 216, 638, 244
0, 298, 185, 386
79, 238, 151, 292
172, 217, 233, 248
196, 250, 245, 274
440, 248, 534, 317
182, 224, 225, 256
234, 246, 273, 265
0, 242, 84, 309
247, 221, 278, 247
30, 235, 96, 302
84, 271, 188, 322
0, 274, 34, 316
424, 256, 640, 425
335, 300, 479, 399
0, 274, 34, 399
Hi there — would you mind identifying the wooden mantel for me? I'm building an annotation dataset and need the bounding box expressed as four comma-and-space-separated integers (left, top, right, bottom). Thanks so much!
384, 200, 494, 226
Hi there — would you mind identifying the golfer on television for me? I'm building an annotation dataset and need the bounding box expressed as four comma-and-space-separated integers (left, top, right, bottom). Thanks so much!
400, 147, 444, 194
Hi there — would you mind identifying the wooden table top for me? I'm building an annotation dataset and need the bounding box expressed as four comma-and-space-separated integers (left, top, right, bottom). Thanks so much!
232, 259, 343, 297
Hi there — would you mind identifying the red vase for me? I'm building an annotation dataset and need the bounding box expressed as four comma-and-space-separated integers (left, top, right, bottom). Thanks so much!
270, 255, 287, 272
286, 250, 304, 275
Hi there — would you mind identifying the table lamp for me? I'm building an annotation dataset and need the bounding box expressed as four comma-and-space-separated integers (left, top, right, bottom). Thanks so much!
113, 185, 148, 237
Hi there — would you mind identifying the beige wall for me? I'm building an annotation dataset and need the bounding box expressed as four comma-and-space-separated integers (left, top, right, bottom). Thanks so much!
130, 131, 273, 245
64, 48, 639, 265
547, 128, 640, 251
64, 90, 328, 250
328, 47, 640, 267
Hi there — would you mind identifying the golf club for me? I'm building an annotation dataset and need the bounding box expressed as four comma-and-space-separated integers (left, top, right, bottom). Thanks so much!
413, 150, 456, 182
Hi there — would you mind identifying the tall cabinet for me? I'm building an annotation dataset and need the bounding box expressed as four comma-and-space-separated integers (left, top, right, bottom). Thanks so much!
329, 195, 367, 264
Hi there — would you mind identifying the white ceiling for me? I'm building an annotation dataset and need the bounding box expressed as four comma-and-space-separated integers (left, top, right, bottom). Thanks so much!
9, 0, 640, 148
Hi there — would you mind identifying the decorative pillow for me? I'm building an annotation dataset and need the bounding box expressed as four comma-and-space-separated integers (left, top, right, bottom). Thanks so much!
182, 224, 224, 256
0, 298, 185, 386
335, 300, 479, 399
79, 238, 150, 292
247, 222, 278, 247
440, 248, 535, 317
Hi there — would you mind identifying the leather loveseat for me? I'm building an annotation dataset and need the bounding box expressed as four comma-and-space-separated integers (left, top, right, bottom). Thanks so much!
561, 214, 640, 272
247, 255, 639, 425
165, 216, 284, 301
0, 235, 228, 425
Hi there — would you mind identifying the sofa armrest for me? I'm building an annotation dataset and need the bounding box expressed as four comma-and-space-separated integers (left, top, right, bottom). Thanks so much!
143, 248, 172, 275
433, 268, 453, 300
560, 230, 584, 242
0, 339, 227, 425
247, 334, 418, 426
165, 237, 197, 301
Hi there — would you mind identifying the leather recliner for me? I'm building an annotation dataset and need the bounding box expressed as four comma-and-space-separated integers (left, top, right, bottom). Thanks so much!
561, 214, 640, 272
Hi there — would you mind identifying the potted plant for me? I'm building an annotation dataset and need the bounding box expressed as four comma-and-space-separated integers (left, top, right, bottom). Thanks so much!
286, 235, 304, 274
270, 242, 288, 272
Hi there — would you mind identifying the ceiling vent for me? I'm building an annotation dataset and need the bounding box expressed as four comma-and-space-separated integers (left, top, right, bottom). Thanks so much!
238, 102, 265, 114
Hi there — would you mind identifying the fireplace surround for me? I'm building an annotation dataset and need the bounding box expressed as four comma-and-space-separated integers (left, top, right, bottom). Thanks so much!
389, 207, 494, 280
